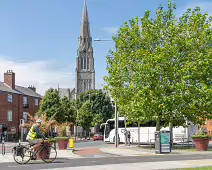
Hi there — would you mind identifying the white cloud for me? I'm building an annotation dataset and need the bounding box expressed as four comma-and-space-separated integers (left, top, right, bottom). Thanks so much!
103, 27, 119, 35
0, 56, 75, 95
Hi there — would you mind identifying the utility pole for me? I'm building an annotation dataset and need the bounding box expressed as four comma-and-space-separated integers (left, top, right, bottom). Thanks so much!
138, 123, 140, 146
115, 102, 118, 147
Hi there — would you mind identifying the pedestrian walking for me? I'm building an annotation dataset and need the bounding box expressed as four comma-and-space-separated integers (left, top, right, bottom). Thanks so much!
127, 130, 131, 146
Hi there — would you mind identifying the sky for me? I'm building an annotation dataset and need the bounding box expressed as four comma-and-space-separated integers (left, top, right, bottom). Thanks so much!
0, 0, 211, 95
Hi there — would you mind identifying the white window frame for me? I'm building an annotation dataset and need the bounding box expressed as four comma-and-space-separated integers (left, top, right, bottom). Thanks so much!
8, 110, 12, 121
8, 94, 12, 102
23, 112, 28, 121
34, 98, 38, 106
23, 96, 28, 105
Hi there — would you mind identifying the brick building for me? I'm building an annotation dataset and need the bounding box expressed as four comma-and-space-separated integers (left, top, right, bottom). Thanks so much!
0, 70, 42, 141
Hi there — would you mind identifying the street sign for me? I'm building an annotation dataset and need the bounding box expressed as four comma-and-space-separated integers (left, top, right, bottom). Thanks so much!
20, 119, 25, 125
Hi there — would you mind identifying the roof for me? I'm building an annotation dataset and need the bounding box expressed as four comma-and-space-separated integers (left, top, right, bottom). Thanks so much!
15, 85, 42, 98
0, 81, 42, 98
0, 82, 21, 94
58, 88, 75, 100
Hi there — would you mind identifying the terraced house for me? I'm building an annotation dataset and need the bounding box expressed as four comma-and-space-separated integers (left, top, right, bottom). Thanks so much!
0, 70, 42, 141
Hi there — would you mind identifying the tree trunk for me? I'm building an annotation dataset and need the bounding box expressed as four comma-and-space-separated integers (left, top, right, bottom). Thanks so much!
169, 122, 173, 149
156, 119, 160, 131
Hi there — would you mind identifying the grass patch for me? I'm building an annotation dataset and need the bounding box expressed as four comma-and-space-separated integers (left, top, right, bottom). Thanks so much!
179, 166, 212, 170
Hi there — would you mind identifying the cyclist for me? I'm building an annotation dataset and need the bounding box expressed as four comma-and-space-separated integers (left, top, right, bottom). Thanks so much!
26, 119, 47, 153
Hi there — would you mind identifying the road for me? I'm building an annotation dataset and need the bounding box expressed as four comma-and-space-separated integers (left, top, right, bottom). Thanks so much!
1, 153, 212, 170
74, 140, 108, 149
74, 140, 116, 158
0, 140, 107, 154
2, 141, 212, 169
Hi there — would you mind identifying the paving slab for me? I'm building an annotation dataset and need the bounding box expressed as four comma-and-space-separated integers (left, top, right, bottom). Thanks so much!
100, 144, 212, 156
0, 149, 82, 163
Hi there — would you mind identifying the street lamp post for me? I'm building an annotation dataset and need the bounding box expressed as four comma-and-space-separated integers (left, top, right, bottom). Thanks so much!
114, 101, 118, 148
94, 38, 119, 148
74, 93, 78, 141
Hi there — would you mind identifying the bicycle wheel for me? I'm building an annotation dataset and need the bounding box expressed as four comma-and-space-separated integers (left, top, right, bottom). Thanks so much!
13, 146, 31, 164
41, 146, 57, 163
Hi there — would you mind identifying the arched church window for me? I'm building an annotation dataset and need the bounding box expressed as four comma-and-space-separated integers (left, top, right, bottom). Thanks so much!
84, 38, 86, 44
81, 57, 83, 69
84, 57, 86, 69
87, 57, 89, 69
84, 80, 86, 92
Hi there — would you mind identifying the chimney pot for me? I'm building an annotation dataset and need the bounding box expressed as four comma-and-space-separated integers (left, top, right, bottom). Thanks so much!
28, 85, 36, 92
4, 70, 15, 89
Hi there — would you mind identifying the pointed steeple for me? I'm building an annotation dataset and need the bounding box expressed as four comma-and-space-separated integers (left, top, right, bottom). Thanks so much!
80, 0, 90, 39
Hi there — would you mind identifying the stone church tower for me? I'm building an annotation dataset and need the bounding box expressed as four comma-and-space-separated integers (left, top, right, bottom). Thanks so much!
58, 0, 95, 100
75, 0, 95, 97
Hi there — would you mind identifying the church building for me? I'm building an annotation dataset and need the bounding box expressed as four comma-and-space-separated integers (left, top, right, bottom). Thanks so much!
59, 0, 95, 100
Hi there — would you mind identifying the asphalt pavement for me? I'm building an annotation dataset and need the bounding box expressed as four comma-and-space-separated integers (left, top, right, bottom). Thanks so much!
2, 141, 212, 169
1, 153, 212, 170
0, 140, 107, 154
74, 140, 108, 149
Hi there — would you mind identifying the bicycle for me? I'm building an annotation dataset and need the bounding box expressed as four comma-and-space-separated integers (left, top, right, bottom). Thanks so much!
13, 139, 57, 164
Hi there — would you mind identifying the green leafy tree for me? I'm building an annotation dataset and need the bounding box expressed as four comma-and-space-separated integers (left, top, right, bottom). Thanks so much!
92, 114, 104, 127
78, 101, 93, 132
60, 96, 76, 123
104, 1, 212, 130
78, 89, 114, 126
39, 88, 62, 123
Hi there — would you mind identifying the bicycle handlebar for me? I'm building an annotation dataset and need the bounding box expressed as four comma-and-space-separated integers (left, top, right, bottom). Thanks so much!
40, 138, 48, 143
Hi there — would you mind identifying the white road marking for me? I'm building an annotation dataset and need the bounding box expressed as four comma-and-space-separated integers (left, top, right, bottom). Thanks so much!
8, 165, 29, 168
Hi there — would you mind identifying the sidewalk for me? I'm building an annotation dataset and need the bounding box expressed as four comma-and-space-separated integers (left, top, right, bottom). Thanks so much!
0, 149, 82, 163
100, 144, 212, 156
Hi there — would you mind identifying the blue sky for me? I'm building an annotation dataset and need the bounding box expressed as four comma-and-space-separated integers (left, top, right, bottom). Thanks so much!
0, 0, 211, 95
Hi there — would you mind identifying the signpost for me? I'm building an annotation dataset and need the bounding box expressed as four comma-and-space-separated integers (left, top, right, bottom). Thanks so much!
20, 119, 24, 142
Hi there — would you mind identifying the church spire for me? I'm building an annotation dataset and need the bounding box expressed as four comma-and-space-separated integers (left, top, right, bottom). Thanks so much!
80, 0, 90, 39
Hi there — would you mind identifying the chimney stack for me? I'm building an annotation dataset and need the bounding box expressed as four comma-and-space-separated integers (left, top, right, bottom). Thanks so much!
28, 85, 36, 92
4, 70, 15, 89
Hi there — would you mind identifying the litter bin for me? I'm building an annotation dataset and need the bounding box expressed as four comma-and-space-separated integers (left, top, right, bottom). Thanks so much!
155, 130, 171, 154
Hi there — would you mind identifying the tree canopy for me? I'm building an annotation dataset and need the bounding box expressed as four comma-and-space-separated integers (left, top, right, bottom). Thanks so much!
104, 1, 212, 130
39, 88, 75, 124
78, 101, 93, 131
77, 89, 114, 126
39, 88, 62, 123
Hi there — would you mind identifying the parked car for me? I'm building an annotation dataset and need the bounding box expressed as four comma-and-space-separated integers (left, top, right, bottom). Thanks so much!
93, 134, 103, 141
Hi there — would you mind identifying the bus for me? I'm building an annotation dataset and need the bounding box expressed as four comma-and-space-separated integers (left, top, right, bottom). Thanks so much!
100, 117, 198, 144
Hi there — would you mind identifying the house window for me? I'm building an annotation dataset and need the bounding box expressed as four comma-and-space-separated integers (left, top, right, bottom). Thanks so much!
8, 110, 12, 121
23, 96, 28, 104
8, 94, 12, 102
23, 96, 28, 108
23, 112, 28, 122
35, 98, 38, 106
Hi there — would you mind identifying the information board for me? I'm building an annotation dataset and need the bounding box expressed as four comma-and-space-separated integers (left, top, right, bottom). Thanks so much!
160, 131, 171, 153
